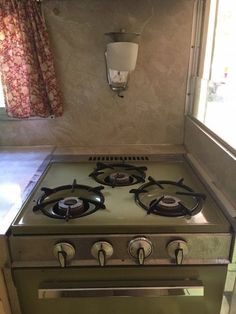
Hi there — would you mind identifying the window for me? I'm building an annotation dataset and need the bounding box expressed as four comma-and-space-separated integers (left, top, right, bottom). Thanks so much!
0, 1, 63, 119
192, 0, 236, 150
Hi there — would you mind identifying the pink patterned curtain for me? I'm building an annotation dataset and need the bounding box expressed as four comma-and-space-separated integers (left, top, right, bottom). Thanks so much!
0, 0, 63, 118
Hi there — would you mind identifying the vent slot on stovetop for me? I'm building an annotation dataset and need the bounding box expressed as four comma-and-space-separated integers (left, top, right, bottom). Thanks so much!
88, 156, 149, 162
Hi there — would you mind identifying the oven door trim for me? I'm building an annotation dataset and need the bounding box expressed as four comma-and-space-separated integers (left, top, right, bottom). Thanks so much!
38, 280, 204, 298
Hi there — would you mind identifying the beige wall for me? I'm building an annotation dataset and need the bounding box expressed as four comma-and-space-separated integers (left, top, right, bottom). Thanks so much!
0, 0, 194, 146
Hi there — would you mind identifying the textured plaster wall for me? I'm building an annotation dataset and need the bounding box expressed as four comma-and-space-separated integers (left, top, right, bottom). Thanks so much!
0, 0, 194, 146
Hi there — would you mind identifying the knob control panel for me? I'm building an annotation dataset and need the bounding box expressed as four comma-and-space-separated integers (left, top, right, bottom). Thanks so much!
53, 242, 75, 268
128, 237, 153, 265
91, 241, 113, 267
167, 240, 188, 265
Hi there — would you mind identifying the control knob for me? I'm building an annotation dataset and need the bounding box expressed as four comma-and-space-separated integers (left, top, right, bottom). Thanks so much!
167, 240, 188, 265
53, 242, 75, 268
129, 237, 153, 265
91, 241, 113, 267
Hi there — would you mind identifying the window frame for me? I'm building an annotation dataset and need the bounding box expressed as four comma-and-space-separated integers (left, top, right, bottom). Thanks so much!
186, 0, 236, 156
0, 107, 8, 118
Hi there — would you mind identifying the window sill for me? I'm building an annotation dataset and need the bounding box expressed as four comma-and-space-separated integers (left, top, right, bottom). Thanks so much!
0, 109, 55, 121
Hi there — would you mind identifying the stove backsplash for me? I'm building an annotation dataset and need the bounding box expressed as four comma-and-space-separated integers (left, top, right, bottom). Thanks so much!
0, 0, 194, 146
185, 117, 236, 210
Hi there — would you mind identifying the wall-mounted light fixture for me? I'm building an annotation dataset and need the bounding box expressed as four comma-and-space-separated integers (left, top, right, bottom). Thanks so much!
105, 30, 140, 97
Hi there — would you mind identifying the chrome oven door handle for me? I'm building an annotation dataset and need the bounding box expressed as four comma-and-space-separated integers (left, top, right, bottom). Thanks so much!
38, 280, 204, 299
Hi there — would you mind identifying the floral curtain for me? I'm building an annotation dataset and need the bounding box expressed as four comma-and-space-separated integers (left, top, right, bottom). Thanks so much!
0, 0, 63, 118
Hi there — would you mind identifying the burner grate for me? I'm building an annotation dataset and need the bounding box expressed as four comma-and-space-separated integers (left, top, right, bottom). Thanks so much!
130, 177, 206, 218
89, 162, 147, 187
33, 179, 105, 220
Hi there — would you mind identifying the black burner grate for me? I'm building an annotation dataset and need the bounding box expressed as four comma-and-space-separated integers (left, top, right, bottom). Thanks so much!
130, 176, 206, 218
89, 162, 147, 187
33, 179, 105, 221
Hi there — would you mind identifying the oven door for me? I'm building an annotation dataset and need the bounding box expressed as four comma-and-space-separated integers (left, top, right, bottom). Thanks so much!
13, 266, 227, 314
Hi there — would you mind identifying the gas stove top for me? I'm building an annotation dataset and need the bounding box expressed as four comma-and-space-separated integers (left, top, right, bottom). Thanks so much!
11, 156, 231, 235
8, 155, 233, 314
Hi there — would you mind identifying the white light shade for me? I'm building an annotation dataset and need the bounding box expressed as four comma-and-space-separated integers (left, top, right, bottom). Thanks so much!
106, 42, 138, 71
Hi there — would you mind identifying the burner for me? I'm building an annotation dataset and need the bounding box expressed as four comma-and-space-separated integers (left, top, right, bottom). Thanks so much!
130, 177, 206, 218
158, 195, 181, 209
89, 162, 147, 187
33, 179, 105, 221
108, 172, 132, 185
55, 197, 86, 217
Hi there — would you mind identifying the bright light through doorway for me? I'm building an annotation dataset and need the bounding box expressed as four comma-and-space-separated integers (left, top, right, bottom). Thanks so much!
194, 0, 236, 149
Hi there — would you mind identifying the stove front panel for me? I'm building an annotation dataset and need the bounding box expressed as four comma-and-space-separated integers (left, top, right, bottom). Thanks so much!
10, 233, 231, 267
11, 160, 231, 234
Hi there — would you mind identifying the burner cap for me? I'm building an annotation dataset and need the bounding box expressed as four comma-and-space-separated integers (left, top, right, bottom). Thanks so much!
59, 197, 84, 209
108, 172, 132, 185
56, 197, 85, 216
159, 195, 181, 209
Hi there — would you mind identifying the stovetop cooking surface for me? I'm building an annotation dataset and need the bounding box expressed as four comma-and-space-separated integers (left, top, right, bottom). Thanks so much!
11, 160, 231, 235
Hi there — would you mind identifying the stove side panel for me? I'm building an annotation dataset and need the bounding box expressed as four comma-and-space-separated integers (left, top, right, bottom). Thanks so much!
184, 117, 236, 217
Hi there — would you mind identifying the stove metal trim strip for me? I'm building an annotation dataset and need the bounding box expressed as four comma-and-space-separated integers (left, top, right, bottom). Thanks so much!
11, 258, 230, 268
38, 280, 204, 298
